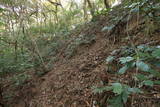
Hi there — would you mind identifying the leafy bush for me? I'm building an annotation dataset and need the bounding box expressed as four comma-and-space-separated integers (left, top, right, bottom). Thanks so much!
93, 45, 160, 106
0, 48, 33, 75
93, 83, 142, 107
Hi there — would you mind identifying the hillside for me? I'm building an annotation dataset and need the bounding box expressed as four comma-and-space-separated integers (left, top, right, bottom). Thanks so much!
1, 0, 160, 107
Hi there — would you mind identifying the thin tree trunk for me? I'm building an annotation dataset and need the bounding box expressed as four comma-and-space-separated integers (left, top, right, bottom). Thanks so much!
0, 83, 4, 107
83, 0, 88, 20
86, 0, 95, 17
104, 0, 110, 8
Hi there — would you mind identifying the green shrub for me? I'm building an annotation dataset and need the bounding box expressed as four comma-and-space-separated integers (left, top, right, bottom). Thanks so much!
93, 45, 160, 106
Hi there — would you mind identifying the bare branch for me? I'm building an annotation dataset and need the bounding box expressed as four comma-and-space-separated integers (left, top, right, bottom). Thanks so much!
47, 0, 62, 7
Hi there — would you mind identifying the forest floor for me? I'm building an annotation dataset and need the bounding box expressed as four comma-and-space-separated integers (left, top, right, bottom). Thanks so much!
2, 10, 160, 107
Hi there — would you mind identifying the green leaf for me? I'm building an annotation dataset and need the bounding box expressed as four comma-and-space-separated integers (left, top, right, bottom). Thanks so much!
131, 7, 139, 13
148, 69, 160, 77
118, 65, 128, 74
119, 56, 134, 64
137, 45, 145, 50
122, 91, 129, 103
154, 81, 160, 85
143, 80, 154, 87
112, 83, 123, 94
152, 49, 160, 58
148, 12, 154, 17
135, 74, 148, 81
136, 61, 150, 72
108, 95, 123, 107
128, 2, 140, 8
92, 86, 112, 94
0, 8, 6, 12
0, 21, 4, 26
137, 52, 151, 59
128, 88, 142, 93
106, 56, 115, 63
152, 61, 160, 68
101, 25, 115, 32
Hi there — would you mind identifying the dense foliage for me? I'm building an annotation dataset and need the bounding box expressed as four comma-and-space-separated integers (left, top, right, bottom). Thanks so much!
92, 0, 160, 106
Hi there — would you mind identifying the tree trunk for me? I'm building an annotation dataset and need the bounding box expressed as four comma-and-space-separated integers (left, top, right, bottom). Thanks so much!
0, 83, 4, 107
86, 0, 95, 16
83, 0, 88, 20
104, 0, 110, 8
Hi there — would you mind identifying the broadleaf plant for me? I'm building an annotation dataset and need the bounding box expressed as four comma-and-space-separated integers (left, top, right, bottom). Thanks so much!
93, 45, 160, 106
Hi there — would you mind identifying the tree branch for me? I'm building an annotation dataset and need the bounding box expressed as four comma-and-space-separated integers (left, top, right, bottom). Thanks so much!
47, 0, 62, 7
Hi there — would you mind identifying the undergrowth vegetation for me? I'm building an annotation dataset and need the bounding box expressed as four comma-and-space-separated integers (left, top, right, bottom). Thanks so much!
93, 45, 160, 106
0, 0, 85, 77
92, 0, 160, 106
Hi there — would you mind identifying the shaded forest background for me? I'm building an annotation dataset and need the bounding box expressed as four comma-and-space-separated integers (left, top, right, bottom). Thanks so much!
0, 0, 118, 75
